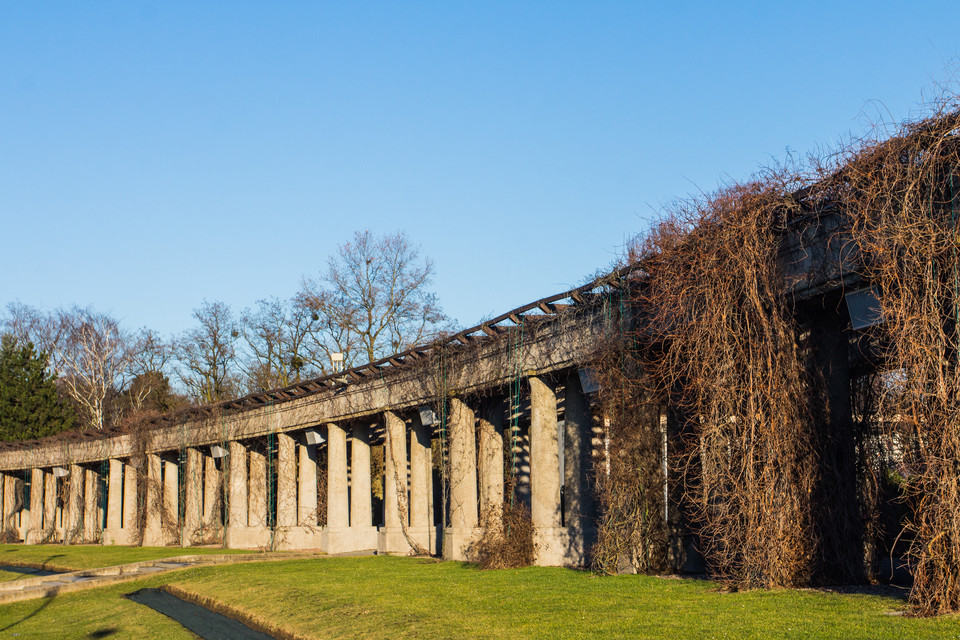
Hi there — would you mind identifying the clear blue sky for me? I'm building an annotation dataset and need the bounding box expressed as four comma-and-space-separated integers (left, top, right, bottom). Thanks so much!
2, 2, 958, 339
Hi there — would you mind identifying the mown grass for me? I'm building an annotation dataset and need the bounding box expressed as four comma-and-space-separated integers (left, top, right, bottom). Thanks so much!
2, 555, 960, 639
0, 569, 28, 583
0, 543, 253, 571
0, 573, 197, 639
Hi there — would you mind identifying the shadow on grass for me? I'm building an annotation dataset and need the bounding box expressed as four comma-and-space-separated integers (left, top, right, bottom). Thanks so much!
40, 554, 66, 570
818, 584, 911, 603
87, 628, 119, 638
0, 594, 55, 633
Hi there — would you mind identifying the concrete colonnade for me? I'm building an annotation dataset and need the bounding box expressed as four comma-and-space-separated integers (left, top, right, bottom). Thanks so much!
4, 366, 597, 567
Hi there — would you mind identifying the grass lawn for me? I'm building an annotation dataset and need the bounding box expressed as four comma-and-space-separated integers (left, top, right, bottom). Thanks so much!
2, 555, 960, 639
0, 570, 28, 583
0, 543, 254, 572
0, 572, 199, 639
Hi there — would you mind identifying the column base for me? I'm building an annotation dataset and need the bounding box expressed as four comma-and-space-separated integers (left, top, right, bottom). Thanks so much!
322, 526, 379, 554
405, 526, 438, 555
271, 526, 323, 550
443, 527, 479, 561
534, 526, 587, 567
102, 527, 137, 546
142, 527, 165, 547
225, 525, 272, 549
27, 527, 60, 544
378, 527, 424, 555
24, 529, 45, 545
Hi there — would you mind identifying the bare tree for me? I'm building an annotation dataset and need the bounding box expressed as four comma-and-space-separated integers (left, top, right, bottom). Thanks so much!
126, 328, 176, 412
4, 304, 132, 431
175, 300, 239, 404
3, 302, 69, 371
239, 297, 317, 393
57, 307, 132, 431
298, 231, 450, 369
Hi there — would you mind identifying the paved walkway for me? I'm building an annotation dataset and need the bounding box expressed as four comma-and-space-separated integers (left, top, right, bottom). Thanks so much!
0, 550, 335, 604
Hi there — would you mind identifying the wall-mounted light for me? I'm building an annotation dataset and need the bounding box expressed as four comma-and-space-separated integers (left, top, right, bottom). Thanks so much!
844, 287, 883, 330
304, 429, 325, 446
578, 367, 600, 394
419, 406, 438, 427
52, 467, 69, 478
210, 444, 227, 459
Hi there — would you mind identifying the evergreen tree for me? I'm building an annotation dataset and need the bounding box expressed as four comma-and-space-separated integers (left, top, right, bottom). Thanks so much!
0, 334, 75, 441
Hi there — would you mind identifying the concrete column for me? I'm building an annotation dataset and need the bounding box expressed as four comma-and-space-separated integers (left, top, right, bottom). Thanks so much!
43, 471, 57, 538
106, 459, 123, 531
143, 453, 163, 546
247, 449, 267, 528
183, 448, 202, 543
26, 468, 44, 543
449, 398, 479, 528
530, 375, 568, 566
122, 461, 138, 533
350, 424, 373, 529
479, 399, 506, 519
807, 299, 862, 582
0, 474, 5, 533
297, 438, 318, 526
164, 459, 179, 543
0, 474, 6, 533
228, 441, 248, 528
203, 454, 221, 527
64, 464, 83, 542
563, 370, 595, 564
276, 433, 296, 527
224, 440, 270, 549
322, 423, 356, 554
409, 414, 433, 552
2, 474, 16, 534
83, 468, 98, 541
444, 397, 478, 560
326, 424, 349, 529
379, 411, 411, 554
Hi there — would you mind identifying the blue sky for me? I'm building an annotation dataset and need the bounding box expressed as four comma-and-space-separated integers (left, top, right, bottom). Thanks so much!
1, 2, 958, 339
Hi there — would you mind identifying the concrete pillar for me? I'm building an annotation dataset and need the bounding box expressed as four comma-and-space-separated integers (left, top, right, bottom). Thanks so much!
106, 459, 123, 531
183, 448, 202, 543
164, 459, 179, 543
143, 453, 163, 546
44, 471, 57, 539
2, 474, 16, 534
0, 474, 5, 533
444, 397, 478, 560
224, 440, 270, 549
276, 433, 296, 527
297, 438, 318, 526
326, 424, 349, 529
322, 423, 355, 554
26, 468, 44, 543
806, 298, 862, 582
64, 464, 83, 543
479, 399, 506, 519
530, 375, 569, 566
83, 468, 98, 542
379, 411, 410, 554
247, 449, 267, 528
122, 461, 139, 533
350, 424, 373, 529
563, 370, 595, 564
228, 441, 248, 528
203, 454, 221, 528
409, 414, 433, 552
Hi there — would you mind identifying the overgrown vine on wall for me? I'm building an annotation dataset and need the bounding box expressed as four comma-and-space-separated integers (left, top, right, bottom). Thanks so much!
812, 97, 960, 614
